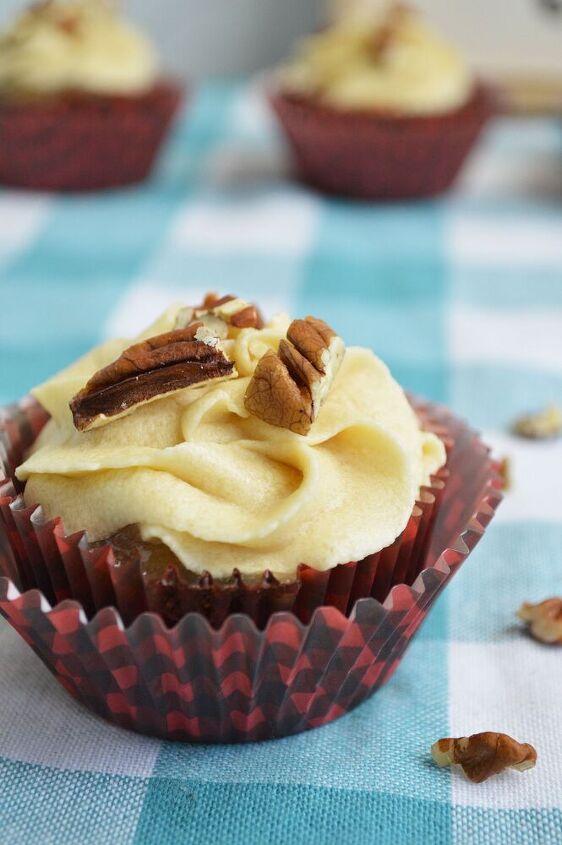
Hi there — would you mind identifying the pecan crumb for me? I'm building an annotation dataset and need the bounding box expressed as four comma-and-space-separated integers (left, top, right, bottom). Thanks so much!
175, 293, 263, 337
498, 456, 512, 491
244, 316, 345, 435
512, 404, 562, 440
432, 733, 537, 783
518, 598, 562, 644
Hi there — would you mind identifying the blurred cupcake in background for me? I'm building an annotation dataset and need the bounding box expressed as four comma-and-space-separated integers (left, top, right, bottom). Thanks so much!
271, 2, 496, 199
0, 0, 182, 191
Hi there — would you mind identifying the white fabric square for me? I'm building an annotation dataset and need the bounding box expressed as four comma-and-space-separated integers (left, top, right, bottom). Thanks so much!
448, 640, 562, 809
228, 79, 278, 141
448, 304, 562, 373
0, 193, 52, 264
483, 429, 562, 525
170, 191, 319, 255
455, 148, 562, 202
0, 622, 160, 777
448, 215, 562, 267
205, 144, 288, 191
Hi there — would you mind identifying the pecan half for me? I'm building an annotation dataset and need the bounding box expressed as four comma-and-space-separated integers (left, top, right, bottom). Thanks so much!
243, 349, 314, 435
518, 598, 562, 644
432, 733, 537, 783
244, 316, 345, 435
70, 325, 235, 431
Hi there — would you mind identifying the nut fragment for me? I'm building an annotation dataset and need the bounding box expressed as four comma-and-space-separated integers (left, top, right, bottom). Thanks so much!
432, 733, 537, 783
512, 404, 562, 440
70, 325, 235, 431
518, 598, 562, 644
175, 293, 263, 338
371, 3, 409, 57
498, 456, 512, 491
244, 316, 345, 435
243, 349, 314, 435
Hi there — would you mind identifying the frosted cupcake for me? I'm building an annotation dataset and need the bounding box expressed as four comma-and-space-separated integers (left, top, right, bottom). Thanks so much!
14, 294, 446, 627
0, 0, 181, 191
271, 4, 495, 198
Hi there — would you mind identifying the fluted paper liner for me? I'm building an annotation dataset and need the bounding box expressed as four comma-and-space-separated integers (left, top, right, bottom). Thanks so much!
0, 81, 182, 192
0, 397, 501, 742
270, 83, 496, 200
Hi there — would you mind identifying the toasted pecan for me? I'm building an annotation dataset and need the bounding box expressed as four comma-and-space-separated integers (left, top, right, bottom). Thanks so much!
518, 598, 562, 644
244, 316, 345, 435
70, 326, 235, 431
176, 294, 263, 335
432, 733, 537, 783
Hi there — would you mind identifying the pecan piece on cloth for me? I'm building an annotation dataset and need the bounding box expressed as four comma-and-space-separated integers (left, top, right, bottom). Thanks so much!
497, 456, 512, 492
175, 293, 263, 338
244, 316, 345, 435
511, 403, 562, 439
70, 326, 235, 431
518, 598, 562, 644
432, 733, 537, 783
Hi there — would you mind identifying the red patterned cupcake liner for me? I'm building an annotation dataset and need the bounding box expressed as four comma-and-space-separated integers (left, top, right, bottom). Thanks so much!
0, 397, 501, 742
0, 80, 183, 192
0, 398, 447, 629
270, 83, 497, 199
95, 465, 449, 630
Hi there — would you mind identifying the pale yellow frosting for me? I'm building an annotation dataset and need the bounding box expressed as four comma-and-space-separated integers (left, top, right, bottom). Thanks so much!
279, 7, 473, 115
0, 1, 158, 97
17, 307, 446, 579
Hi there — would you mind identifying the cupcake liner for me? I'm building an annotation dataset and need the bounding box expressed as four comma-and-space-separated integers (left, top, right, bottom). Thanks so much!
0, 396, 501, 742
0, 398, 448, 630
0, 80, 183, 192
270, 83, 497, 199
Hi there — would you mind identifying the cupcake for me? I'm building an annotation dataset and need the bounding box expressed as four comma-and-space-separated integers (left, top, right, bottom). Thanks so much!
11, 294, 445, 624
0, 1, 182, 191
271, 4, 495, 199
0, 295, 501, 741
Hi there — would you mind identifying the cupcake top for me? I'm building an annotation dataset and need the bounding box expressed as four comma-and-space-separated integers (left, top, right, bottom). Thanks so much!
17, 296, 446, 579
0, 0, 158, 98
278, 4, 473, 115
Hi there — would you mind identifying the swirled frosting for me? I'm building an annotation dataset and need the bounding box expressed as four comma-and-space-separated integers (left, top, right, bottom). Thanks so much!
0, 1, 158, 97
17, 306, 446, 579
279, 6, 473, 115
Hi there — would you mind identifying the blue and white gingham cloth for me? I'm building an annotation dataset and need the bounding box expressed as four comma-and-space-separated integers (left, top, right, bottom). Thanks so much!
1, 81, 562, 845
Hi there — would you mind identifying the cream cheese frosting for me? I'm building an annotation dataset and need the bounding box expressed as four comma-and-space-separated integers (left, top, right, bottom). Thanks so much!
279, 6, 473, 115
0, 1, 158, 97
17, 306, 446, 579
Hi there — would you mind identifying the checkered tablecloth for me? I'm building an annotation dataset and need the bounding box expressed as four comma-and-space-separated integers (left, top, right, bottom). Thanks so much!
1, 81, 562, 845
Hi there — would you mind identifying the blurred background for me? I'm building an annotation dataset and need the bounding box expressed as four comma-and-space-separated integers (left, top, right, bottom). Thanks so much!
1, 0, 562, 78
0, 0, 560, 407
